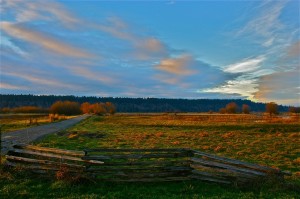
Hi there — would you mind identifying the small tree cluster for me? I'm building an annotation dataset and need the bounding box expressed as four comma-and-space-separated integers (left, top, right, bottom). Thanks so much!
81, 102, 116, 115
50, 101, 81, 115
219, 102, 251, 114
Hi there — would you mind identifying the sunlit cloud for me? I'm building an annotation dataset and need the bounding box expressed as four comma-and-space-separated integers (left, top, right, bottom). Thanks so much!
254, 66, 300, 106
155, 54, 195, 75
224, 56, 265, 73
202, 78, 259, 100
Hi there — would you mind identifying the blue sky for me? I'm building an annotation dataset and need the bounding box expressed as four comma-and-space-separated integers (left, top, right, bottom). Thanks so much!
1, 0, 299, 106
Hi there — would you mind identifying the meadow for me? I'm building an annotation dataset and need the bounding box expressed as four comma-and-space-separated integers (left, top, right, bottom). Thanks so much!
1, 114, 300, 198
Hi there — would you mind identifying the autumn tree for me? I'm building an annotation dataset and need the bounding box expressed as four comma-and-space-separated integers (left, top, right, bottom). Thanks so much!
91, 103, 106, 115
50, 101, 81, 115
81, 102, 92, 114
266, 102, 278, 116
225, 102, 238, 114
242, 104, 250, 114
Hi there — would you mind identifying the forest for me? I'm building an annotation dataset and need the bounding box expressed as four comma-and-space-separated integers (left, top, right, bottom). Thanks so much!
0, 94, 290, 113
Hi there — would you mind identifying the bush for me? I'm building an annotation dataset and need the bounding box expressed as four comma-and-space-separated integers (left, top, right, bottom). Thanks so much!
50, 101, 81, 116
80, 102, 116, 115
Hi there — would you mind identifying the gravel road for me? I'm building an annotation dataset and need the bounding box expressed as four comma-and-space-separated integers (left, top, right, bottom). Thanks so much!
1, 114, 90, 154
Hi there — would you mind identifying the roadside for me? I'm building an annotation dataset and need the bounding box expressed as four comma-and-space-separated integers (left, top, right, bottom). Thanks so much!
1, 114, 90, 154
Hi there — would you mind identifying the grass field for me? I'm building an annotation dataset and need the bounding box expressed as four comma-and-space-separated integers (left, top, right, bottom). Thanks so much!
1, 114, 300, 198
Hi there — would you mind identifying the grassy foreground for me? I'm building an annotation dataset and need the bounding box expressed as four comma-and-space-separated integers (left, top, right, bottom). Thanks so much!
1, 115, 300, 198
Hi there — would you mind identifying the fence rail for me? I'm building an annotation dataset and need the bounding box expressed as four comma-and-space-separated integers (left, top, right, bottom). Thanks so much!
5, 144, 291, 184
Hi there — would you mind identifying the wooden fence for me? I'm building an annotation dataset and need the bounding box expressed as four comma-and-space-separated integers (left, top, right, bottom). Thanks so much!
5, 145, 291, 184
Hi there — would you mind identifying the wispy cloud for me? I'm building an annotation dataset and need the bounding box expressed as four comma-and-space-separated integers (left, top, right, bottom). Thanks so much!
1, 22, 94, 58
236, 0, 287, 47
0, 35, 27, 57
0, 82, 27, 90
1, 0, 79, 27
92, 17, 168, 60
3, 70, 77, 90
224, 56, 265, 73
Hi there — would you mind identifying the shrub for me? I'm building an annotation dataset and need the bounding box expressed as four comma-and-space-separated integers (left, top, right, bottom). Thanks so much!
80, 102, 116, 115
50, 101, 81, 116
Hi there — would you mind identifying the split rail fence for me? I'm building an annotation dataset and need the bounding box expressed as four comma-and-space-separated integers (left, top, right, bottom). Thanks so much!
5, 144, 291, 184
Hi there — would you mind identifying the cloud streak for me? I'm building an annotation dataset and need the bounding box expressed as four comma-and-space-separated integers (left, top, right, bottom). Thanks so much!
1, 22, 94, 58
224, 56, 265, 73
1, 0, 79, 27
236, 0, 287, 47
0, 83, 27, 90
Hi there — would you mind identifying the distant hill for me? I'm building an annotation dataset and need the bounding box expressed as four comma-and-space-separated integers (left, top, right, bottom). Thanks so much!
0, 94, 289, 113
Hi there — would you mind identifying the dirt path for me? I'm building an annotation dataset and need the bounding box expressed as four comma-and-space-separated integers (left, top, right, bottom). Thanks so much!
1, 114, 89, 154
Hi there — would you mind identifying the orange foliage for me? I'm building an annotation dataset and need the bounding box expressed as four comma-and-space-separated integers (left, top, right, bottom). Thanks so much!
80, 102, 116, 115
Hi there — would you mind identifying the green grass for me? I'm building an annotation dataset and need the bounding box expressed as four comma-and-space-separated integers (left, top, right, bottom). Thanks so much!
1, 165, 299, 199
1, 115, 300, 198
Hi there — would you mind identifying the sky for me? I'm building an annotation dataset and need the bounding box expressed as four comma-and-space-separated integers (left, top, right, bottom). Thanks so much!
0, 0, 299, 106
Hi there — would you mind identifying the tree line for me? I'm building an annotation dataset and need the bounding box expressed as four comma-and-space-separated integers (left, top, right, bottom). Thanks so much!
0, 101, 116, 116
217, 102, 298, 115
1, 94, 297, 113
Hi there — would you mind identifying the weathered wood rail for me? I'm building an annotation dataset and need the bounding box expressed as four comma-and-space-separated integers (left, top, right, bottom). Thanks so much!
5, 145, 291, 184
